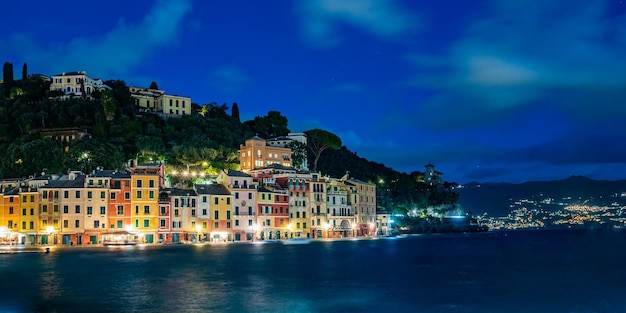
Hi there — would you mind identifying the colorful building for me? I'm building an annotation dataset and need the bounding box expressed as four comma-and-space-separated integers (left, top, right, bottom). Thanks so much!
216, 170, 258, 242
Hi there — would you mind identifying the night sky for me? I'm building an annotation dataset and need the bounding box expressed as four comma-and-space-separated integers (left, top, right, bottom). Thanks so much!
3, 0, 626, 184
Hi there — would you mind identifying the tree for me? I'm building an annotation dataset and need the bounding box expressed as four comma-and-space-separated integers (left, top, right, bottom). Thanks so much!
288, 140, 307, 169
244, 110, 290, 138
22, 63, 27, 80
231, 102, 240, 122
305, 129, 341, 171
3, 62, 13, 83
149, 81, 158, 90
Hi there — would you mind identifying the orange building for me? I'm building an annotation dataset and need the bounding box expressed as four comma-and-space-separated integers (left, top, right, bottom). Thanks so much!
239, 135, 292, 172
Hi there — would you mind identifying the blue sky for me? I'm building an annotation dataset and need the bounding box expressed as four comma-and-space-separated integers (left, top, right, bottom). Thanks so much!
3, 0, 626, 184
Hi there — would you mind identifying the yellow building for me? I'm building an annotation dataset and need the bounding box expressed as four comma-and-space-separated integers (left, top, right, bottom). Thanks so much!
19, 186, 39, 244
196, 184, 233, 242
130, 173, 159, 243
1, 188, 20, 244
308, 173, 329, 239
84, 172, 112, 244
49, 71, 110, 99
239, 136, 293, 172
343, 173, 378, 236
128, 86, 192, 116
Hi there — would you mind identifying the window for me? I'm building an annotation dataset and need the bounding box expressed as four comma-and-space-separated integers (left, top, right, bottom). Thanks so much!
87, 207, 93, 215
214, 197, 219, 205
87, 191, 93, 199
117, 206, 124, 215
29, 221, 34, 229
136, 180, 142, 188
101, 191, 106, 199
202, 196, 207, 203
214, 211, 219, 219
64, 220, 69, 228
174, 209, 179, 217
161, 207, 166, 214
191, 209, 196, 217
76, 191, 80, 198
227, 198, 231, 205
22, 209, 26, 216
111, 193, 116, 200
9, 207, 13, 214
125, 192, 130, 199
235, 192, 239, 199
227, 211, 231, 219
30, 208, 34, 215
54, 205, 58, 212
42, 205, 48, 213
303, 212, 306, 218
214, 222, 219, 229
226, 222, 231, 228
64, 191, 69, 198
248, 193, 252, 199
94, 221, 100, 228
135, 206, 139, 214
144, 206, 150, 214
235, 220, 239, 226
143, 220, 149, 228
136, 191, 142, 199
149, 180, 154, 188
75, 205, 81, 214
117, 220, 122, 229
75, 220, 80, 228
160, 220, 166, 227
100, 207, 106, 214
149, 191, 154, 199
248, 220, 253, 226
202, 209, 207, 215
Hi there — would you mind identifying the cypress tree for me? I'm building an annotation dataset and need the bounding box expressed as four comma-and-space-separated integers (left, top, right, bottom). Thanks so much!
22, 62, 27, 80
3, 62, 14, 83
231, 102, 240, 122
149, 81, 158, 90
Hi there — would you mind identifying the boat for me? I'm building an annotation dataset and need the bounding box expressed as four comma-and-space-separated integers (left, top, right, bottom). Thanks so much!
282, 238, 312, 245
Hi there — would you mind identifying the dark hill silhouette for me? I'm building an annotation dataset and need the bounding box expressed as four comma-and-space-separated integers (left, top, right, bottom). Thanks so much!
458, 176, 626, 217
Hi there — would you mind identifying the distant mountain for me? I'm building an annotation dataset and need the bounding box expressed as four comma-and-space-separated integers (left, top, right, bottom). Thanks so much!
457, 176, 626, 217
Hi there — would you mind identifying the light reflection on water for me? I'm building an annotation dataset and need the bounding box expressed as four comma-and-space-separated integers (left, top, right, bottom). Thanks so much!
1, 230, 626, 312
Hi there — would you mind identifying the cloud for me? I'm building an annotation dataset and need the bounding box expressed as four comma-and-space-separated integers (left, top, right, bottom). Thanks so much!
402, 0, 626, 130
297, 0, 418, 47
210, 66, 250, 95
5, 0, 192, 78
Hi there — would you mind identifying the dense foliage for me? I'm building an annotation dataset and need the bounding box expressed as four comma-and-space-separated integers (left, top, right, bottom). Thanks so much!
0, 70, 459, 216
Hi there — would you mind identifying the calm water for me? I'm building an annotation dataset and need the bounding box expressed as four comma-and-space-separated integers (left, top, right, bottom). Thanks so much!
1, 229, 626, 313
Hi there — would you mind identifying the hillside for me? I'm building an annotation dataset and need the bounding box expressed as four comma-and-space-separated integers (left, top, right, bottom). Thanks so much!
458, 176, 626, 217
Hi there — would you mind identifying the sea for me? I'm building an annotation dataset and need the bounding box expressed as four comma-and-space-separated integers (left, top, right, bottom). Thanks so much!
1, 229, 625, 313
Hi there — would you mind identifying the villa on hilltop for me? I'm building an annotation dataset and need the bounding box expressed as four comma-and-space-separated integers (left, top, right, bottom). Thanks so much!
128, 86, 192, 117
49, 71, 110, 100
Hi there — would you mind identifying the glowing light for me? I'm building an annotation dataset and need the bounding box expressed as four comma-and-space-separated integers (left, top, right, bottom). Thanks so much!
195, 225, 202, 232
323, 223, 330, 230
171, 170, 177, 175
125, 225, 134, 232
45, 226, 55, 234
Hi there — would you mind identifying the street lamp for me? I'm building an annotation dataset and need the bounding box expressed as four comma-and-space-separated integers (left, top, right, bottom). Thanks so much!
195, 225, 202, 243
45, 226, 54, 245
252, 224, 259, 242
323, 223, 330, 239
